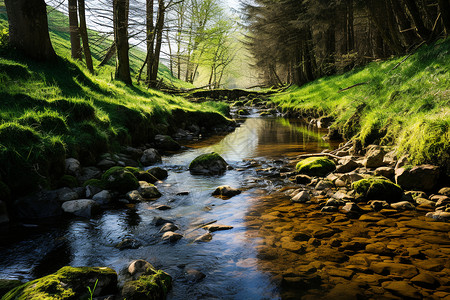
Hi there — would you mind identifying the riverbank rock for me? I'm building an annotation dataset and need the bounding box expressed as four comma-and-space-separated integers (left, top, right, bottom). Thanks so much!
2, 266, 117, 299
363, 145, 386, 168
65, 158, 81, 177
148, 167, 169, 181
426, 211, 450, 222
14, 191, 62, 220
61, 199, 100, 218
295, 157, 336, 177
395, 164, 440, 191
92, 190, 112, 205
155, 134, 181, 151
102, 167, 139, 194
212, 186, 241, 198
122, 263, 172, 300
291, 191, 311, 203
138, 181, 162, 199
352, 176, 403, 202
140, 148, 162, 166
335, 157, 359, 173
189, 152, 228, 175
162, 231, 183, 243
115, 238, 142, 250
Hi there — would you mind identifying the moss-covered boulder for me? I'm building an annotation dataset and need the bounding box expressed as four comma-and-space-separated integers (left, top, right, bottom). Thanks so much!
101, 167, 139, 194
189, 152, 228, 175
295, 157, 336, 177
154, 135, 180, 151
352, 176, 403, 202
122, 270, 172, 300
2, 266, 117, 300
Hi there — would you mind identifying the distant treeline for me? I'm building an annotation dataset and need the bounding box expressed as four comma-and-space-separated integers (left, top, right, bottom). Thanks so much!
243, 0, 450, 86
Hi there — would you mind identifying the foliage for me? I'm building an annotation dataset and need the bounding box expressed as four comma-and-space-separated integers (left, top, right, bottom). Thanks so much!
272, 38, 450, 170
352, 177, 403, 202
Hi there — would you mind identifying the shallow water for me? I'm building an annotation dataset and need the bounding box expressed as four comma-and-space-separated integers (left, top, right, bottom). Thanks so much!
0, 117, 338, 299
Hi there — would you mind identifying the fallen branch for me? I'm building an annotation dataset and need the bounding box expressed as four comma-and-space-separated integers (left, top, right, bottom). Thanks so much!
338, 82, 369, 93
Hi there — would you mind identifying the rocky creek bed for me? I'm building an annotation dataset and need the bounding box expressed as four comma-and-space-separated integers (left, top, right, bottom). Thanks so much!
0, 99, 449, 299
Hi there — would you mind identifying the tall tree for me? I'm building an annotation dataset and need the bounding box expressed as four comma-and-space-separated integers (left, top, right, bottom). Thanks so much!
68, 0, 82, 60
149, 0, 166, 87
78, 0, 94, 73
4, 0, 57, 61
146, 0, 155, 85
113, 0, 132, 84
438, 0, 450, 34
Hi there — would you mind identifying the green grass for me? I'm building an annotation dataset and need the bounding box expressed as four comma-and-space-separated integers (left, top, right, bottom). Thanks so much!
0, 3, 230, 197
271, 39, 450, 171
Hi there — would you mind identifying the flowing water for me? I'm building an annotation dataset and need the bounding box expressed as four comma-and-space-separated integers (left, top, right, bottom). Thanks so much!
0, 117, 339, 299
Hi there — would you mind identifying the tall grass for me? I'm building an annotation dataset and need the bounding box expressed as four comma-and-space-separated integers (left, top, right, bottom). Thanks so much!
272, 39, 450, 170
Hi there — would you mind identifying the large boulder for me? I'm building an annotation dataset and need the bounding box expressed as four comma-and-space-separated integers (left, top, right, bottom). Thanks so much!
147, 167, 169, 181
14, 191, 62, 220
101, 167, 139, 194
138, 181, 162, 199
140, 148, 162, 166
395, 164, 440, 191
335, 156, 359, 173
154, 134, 181, 151
189, 152, 228, 175
65, 158, 81, 177
295, 156, 336, 177
61, 199, 100, 218
363, 145, 386, 168
122, 261, 172, 300
2, 266, 117, 300
352, 176, 403, 202
212, 186, 241, 198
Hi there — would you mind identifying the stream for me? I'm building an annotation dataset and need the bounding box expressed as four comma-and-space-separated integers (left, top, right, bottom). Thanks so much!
0, 116, 339, 299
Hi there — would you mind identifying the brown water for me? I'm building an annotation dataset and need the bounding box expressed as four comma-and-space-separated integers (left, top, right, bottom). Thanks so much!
0, 117, 338, 299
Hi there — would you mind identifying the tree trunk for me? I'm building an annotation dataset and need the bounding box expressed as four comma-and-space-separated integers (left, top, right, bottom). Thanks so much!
78, 0, 93, 73
438, 0, 450, 34
4, 0, 57, 61
149, 0, 165, 87
390, 0, 419, 47
68, 0, 82, 60
113, 0, 132, 85
146, 0, 154, 84
403, 0, 432, 40
98, 42, 116, 67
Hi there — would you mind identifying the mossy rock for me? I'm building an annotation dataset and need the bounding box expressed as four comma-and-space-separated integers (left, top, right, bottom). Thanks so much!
2, 266, 117, 300
57, 175, 79, 189
295, 157, 336, 177
352, 176, 403, 202
189, 152, 228, 175
122, 270, 172, 300
83, 179, 105, 189
0, 279, 23, 298
101, 167, 139, 194
237, 109, 250, 116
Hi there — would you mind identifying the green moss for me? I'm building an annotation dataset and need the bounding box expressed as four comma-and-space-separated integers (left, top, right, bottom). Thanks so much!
122, 270, 172, 300
125, 167, 141, 177
0, 123, 41, 148
19, 111, 68, 135
83, 179, 105, 189
295, 157, 336, 177
101, 167, 139, 193
3, 266, 117, 300
352, 176, 403, 202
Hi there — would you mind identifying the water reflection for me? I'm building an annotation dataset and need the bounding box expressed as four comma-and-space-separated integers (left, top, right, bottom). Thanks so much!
0, 118, 337, 299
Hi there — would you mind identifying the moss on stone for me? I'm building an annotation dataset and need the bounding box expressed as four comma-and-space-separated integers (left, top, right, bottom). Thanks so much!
83, 179, 105, 189
122, 270, 172, 300
2, 266, 117, 300
189, 152, 228, 175
101, 167, 139, 194
352, 176, 403, 202
295, 157, 336, 177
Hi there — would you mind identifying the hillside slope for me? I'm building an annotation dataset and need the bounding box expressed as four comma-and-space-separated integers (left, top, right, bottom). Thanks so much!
272, 39, 450, 171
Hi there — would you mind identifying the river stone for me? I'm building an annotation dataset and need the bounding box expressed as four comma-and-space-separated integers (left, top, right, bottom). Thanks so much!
415, 197, 435, 206
62, 199, 99, 218
363, 145, 386, 168
97, 159, 116, 170
325, 199, 345, 207
123, 146, 144, 160
126, 190, 143, 202
341, 202, 363, 214
121, 269, 171, 300
14, 191, 62, 220
138, 181, 162, 199
315, 179, 334, 190
411, 272, 440, 289
86, 185, 103, 198
189, 152, 228, 175
65, 158, 81, 177
426, 211, 450, 222
370, 262, 418, 278
156, 205, 171, 210
159, 223, 179, 233
335, 157, 359, 173
321, 206, 339, 213
382, 281, 421, 299
395, 164, 440, 191
194, 233, 213, 243
294, 174, 312, 184
115, 238, 142, 250
439, 187, 450, 197
0, 201, 9, 224
155, 134, 181, 151
391, 201, 415, 211
295, 157, 336, 177
56, 187, 79, 202
405, 190, 428, 200
204, 224, 233, 232
352, 176, 403, 202
147, 167, 168, 181
185, 269, 206, 283
77, 166, 102, 182
374, 166, 395, 180
2, 266, 117, 299
432, 195, 450, 207
212, 186, 241, 198
102, 167, 139, 194
92, 190, 112, 205
335, 173, 365, 187
140, 148, 162, 166
369, 200, 390, 211
127, 260, 153, 280
291, 191, 311, 203
162, 231, 183, 243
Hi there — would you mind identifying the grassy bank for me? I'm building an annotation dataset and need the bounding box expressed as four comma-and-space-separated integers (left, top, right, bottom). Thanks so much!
271, 39, 450, 171
0, 5, 230, 198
